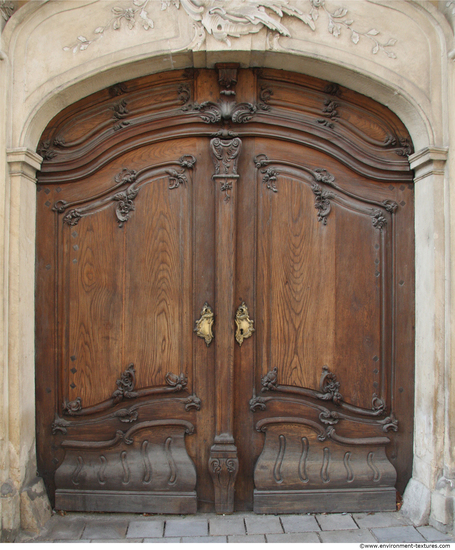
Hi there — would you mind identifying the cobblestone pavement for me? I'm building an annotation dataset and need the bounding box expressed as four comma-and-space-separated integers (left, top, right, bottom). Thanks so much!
16, 511, 455, 543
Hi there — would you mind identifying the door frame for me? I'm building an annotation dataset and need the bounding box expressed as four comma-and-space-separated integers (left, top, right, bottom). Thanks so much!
2, 1, 450, 529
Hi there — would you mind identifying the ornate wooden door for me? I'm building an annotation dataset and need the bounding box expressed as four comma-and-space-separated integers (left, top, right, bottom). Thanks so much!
36, 67, 414, 514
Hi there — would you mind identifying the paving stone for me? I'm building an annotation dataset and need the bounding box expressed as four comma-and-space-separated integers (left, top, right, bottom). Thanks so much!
209, 516, 246, 536
53, 540, 91, 543
320, 529, 377, 543
316, 514, 358, 531
90, 539, 143, 543
165, 518, 208, 538
371, 526, 426, 543
144, 537, 181, 543
417, 526, 455, 542
39, 518, 86, 540
266, 532, 321, 543
353, 512, 412, 529
228, 534, 266, 543
82, 520, 128, 540
280, 514, 320, 533
181, 536, 227, 543
127, 520, 164, 538
245, 515, 283, 535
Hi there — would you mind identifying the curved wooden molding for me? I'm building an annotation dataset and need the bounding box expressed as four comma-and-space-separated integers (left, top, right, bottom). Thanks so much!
63, 365, 189, 418
260, 366, 387, 419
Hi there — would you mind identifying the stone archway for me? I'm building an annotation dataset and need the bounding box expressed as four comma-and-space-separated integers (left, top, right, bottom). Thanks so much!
1, 0, 452, 538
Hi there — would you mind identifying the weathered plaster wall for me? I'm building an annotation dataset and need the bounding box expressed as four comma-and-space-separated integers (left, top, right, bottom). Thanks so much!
0, 0, 454, 539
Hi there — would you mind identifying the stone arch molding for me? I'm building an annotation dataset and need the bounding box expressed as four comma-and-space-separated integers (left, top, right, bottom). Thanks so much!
0, 0, 453, 538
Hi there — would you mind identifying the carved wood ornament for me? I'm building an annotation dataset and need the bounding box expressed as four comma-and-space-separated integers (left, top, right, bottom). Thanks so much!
36, 67, 414, 516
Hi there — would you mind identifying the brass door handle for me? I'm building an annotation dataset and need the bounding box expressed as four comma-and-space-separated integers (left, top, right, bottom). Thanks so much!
235, 302, 255, 346
194, 302, 214, 346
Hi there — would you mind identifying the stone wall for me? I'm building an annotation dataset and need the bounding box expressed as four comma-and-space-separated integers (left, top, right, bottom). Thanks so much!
0, 0, 454, 539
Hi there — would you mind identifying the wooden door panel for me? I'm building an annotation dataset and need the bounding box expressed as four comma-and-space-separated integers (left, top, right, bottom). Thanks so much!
255, 157, 389, 411
36, 67, 415, 514
64, 210, 125, 407
124, 175, 192, 388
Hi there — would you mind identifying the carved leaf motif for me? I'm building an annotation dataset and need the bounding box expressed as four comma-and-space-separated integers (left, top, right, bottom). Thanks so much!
249, 395, 267, 411
166, 169, 187, 189
184, 394, 202, 411
261, 168, 279, 193
371, 209, 387, 231
261, 367, 278, 392
63, 397, 82, 416
112, 364, 138, 403
319, 366, 343, 405
312, 183, 335, 225
63, 209, 83, 226
165, 372, 188, 390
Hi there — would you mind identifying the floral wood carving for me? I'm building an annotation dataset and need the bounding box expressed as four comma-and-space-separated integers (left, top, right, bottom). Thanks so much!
52, 417, 70, 435
317, 83, 342, 128
63, 397, 82, 416
312, 183, 335, 224
319, 365, 343, 404
62, 367, 189, 417
113, 187, 139, 227
210, 136, 242, 202
261, 168, 279, 193
167, 155, 197, 189
37, 138, 66, 161
183, 394, 202, 411
249, 395, 268, 411
111, 99, 131, 131
112, 364, 139, 403
261, 366, 278, 392
53, 159, 195, 228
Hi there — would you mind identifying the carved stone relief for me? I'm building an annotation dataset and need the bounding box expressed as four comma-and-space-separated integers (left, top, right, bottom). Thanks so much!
63, 0, 398, 58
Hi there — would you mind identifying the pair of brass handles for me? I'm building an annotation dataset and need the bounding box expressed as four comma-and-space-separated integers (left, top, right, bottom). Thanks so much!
194, 302, 254, 347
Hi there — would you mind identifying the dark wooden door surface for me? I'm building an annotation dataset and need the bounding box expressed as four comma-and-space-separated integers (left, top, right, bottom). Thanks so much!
35, 67, 415, 514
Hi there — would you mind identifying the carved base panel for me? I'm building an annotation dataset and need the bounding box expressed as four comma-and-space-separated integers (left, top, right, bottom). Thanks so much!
55, 490, 197, 514
254, 488, 396, 514
55, 423, 197, 514
254, 423, 396, 513
209, 441, 239, 514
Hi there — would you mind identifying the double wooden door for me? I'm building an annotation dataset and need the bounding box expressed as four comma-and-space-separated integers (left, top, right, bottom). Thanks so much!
36, 67, 415, 514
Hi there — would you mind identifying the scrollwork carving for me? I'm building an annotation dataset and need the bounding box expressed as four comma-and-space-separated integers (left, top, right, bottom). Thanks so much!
165, 372, 188, 391
261, 168, 279, 193
63, 397, 82, 416
249, 395, 268, 412
319, 366, 343, 405
63, 209, 83, 226
111, 98, 131, 131
113, 187, 139, 227
52, 417, 70, 435
254, 154, 270, 169
112, 407, 139, 423
312, 183, 335, 225
112, 363, 138, 403
371, 209, 387, 231
210, 136, 242, 202
261, 367, 278, 392
183, 394, 202, 411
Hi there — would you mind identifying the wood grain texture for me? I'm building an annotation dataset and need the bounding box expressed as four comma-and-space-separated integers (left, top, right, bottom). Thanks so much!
36, 67, 415, 512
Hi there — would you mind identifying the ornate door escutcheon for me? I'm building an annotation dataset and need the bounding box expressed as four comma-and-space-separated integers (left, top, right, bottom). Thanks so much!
235, 302, 255, 346
194, 302, 215, 347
